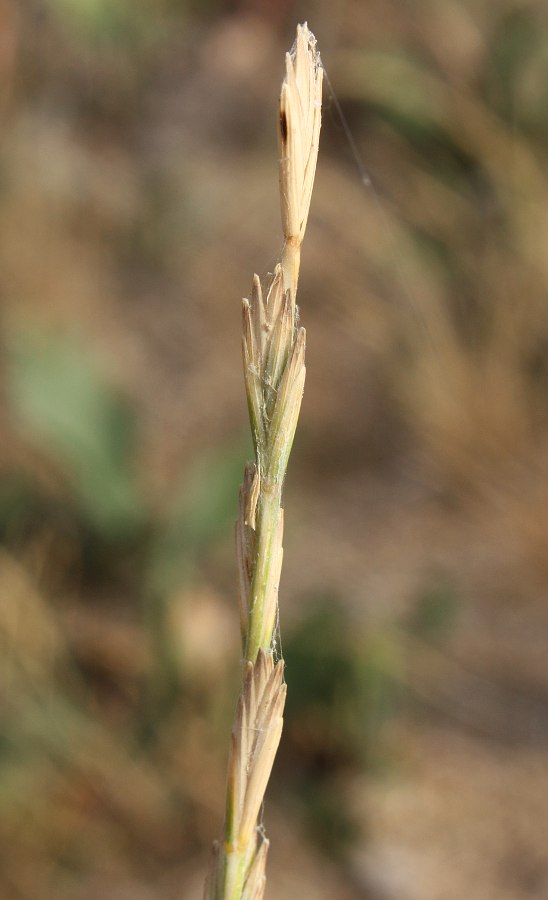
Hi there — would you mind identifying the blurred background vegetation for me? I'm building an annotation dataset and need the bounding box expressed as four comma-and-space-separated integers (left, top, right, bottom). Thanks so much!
1, 1, 548, 898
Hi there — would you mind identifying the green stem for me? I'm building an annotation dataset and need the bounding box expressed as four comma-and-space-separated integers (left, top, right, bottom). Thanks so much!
222, 848, 247, 900
245, 480, 282, 663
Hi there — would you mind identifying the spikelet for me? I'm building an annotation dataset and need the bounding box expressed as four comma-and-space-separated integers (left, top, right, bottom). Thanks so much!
279, 23, 323, 299
225, 653, 286, 850
279, 24, 323, 248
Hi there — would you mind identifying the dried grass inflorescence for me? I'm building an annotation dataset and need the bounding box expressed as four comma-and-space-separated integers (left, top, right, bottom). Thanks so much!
204, 24, 322, 900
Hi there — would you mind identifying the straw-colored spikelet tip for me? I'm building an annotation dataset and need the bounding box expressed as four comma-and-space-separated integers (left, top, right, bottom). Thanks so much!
279, 23, 322, 296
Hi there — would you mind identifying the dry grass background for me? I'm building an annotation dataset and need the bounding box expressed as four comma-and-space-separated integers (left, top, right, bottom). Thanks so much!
1, 1, 548, 898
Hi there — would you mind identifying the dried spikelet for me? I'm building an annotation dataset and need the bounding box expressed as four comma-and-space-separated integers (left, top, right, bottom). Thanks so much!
218, 654, 286, 899
237, 654, 286, 846
279, 24, 322, 244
